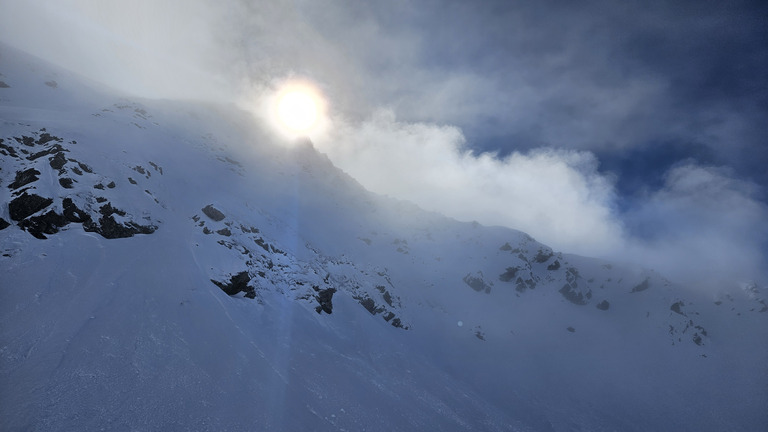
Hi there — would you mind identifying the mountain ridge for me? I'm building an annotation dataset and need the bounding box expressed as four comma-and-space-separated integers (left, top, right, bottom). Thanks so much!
1, 43, 767, 431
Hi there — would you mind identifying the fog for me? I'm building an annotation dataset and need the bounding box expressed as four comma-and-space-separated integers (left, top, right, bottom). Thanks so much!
2, 0, 765, 289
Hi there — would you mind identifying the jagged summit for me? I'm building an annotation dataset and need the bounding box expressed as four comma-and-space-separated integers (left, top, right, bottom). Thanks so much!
1, 44, 767, 431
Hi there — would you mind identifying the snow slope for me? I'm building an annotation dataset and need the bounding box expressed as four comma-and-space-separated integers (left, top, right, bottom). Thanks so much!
1, 43, 767, 431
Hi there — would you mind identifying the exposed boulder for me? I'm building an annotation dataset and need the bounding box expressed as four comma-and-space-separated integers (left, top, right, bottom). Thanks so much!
0, 217, 10, 230
498, 267, 519, 282
9, 192, 53, 221
202, 204, 225, 221
631, 278, 650, 293
82, 202, 156, 239
49, 152, 67, 170
547, 260, 561, 271
27, 143, 65, 161
515, 277, 536, 293
356, 296, 385, 315
559, 283, 591, 305
62, 198, 90, 223
314, 287, 337, 314
670, 301, 686, 316
18, 210, 68, 239
534, 249, 553, 263
8, 168, 40, 190
211, 271, 255, 298
463, 272, 491, 293
596, 300, 610, 311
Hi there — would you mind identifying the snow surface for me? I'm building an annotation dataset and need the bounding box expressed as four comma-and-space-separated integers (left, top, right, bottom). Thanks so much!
1, 43, 767, 431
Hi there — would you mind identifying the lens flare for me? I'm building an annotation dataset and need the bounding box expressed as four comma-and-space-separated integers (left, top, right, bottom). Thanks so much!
277, 90, 318, 132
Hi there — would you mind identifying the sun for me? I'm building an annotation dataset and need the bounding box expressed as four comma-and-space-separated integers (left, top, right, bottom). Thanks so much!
276, 88, 319, 133
264, 79, 327, 140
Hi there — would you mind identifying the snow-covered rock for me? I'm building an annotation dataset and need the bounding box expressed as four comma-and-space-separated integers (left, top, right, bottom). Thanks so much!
1, 43, 767, 431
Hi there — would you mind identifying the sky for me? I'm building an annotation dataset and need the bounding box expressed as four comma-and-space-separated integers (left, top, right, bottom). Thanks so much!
1, 0, 766, 289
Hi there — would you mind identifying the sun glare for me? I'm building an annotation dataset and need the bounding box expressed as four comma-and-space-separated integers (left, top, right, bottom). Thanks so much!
277, 91, 318, 132
264, 80, 327, 140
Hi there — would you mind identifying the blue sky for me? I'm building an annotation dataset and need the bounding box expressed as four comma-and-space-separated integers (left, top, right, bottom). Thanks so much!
1, 0, 766, 287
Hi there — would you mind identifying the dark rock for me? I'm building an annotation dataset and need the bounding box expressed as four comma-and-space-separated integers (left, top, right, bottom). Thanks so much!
534, 249, 553, 263
59, 178, 74, 188
381, 290, 393, 307
314, 287, 337, 314
631, 278, 650, 293
202, 204, 225, 221
499, 242, 513, 251
62, 198, 90, 223
8, 168, 41, 190
99, 203, 126, 217
0, 80, 9, 88
382, 311, 395, 322
86, 216, 155, 239
80, 203, 156, 239
0, 139, 18, 157
211, 271, 254, 298
670, 301, 686, 316
28, 143, 66, 161
95, 197, 107, 203
77, 162, 93, 173
37, 132, 60, 145
358, 297, 384, 315
216, 228, 232, 236
128, 177, 137, 185
596, 300, 610, 310
515, 277, 536, 293
565, 267, 580, 282
391, 318, 405, 329
559, 283, 590, 305
254, 237, 270, 252
0, 218, 10, 230
49, 152, 67, 170
202, 226, 212, 234
463, 272, 491, 293
107, 181, 116, 188
94, 183, 105, 190
149, 161, 163, 174
17, 136, 35, 147
567, 327, 576, 333
18, 210, 68, 239
547, 260, 561, 271
475, 330, 486, 341
499, 267, 519, 282
71, 166, 83, 176
9, 192, 53, 221
692, 333, 703, 346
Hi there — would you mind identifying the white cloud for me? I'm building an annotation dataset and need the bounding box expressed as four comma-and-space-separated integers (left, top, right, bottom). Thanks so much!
316, 110, 625, 257
3, 0, 765, 288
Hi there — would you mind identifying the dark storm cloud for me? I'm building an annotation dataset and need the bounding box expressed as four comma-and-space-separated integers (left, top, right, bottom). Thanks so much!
310, 0, 768, 187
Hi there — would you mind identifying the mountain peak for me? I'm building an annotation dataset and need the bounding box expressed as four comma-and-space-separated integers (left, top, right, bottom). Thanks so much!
2, 44, 767, 431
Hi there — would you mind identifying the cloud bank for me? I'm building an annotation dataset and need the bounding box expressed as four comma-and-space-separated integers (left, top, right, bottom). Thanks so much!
1, 0, 765, 288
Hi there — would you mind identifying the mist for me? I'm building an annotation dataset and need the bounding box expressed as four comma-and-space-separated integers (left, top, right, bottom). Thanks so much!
2, 0, 765, 289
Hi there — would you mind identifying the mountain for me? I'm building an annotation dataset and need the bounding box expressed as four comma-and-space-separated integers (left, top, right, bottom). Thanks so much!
1, 43, 767, 431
